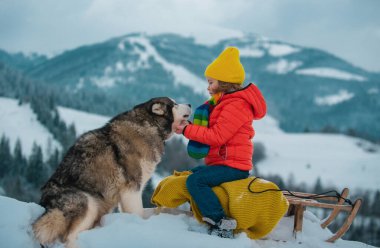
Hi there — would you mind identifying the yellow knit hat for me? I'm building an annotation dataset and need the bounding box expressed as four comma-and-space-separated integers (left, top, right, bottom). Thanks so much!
204, 46, 245, 84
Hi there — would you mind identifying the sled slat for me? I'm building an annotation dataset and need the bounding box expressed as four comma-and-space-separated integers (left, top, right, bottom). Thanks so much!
326, 199, 362, 242
321, 188, 349, 229
286, 199, 352, 211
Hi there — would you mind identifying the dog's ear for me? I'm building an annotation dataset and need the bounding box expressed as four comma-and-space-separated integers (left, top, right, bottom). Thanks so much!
151, 102, 165, 116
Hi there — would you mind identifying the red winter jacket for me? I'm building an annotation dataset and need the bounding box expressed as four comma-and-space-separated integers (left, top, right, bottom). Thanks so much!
184, 83, 266, 171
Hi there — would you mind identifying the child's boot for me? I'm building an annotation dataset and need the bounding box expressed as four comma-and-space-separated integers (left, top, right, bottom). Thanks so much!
202, 217, 237, 239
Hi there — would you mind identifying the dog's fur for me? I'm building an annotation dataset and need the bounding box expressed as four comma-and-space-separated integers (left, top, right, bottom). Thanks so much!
32, 97, 191, 248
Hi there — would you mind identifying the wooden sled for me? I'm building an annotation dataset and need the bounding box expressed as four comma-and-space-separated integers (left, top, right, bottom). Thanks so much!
283, 188, 362, 242
145, 188, 361, 243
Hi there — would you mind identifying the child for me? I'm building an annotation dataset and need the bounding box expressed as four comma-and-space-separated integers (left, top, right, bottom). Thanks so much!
175, 47, 267, 238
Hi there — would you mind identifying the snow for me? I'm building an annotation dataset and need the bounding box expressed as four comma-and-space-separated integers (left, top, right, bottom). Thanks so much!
236, 40, 301, 58
56, 106, 110, 136
119, 35, 208, 96
239, 47, 265, 58
0, 195, 374, 248
266, 59, 303, 74
315, 90, 355, 106
254, 116, 380, 191
115, 61, 125, 71
263, 43, 301, 57
0, 97, 62, 158
0, 196, 44, 248
90, 75, 118, 88
296, 68, 367, 82
368, 88, 379, 94
74, 78, 85, 92
1, 99, 377, 247
89, 66, 123, 89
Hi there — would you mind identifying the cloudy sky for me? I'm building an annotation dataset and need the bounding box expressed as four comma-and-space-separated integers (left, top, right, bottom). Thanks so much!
0, 0, 379, 71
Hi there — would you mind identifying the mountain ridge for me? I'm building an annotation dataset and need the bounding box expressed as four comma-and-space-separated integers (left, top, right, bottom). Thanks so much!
1, 32, 379, 141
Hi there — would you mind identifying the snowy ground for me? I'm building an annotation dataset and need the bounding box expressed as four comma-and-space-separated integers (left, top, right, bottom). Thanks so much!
0, 196, 375, 248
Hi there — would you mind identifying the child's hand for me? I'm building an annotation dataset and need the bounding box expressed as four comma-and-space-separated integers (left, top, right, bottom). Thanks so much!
175, 120, 190, 134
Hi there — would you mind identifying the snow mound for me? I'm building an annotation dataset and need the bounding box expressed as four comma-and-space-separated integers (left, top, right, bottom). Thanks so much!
0, 196, 374, 248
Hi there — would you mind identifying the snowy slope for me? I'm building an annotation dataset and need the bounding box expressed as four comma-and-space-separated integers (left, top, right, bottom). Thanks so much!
119, 35, 208, 96
254, 116, 380, 191
1, 101, 377, 247
0, 196, 374, 248
0, 97, 109, 159
56, 106, 110, 135
2, 97, 379, 192
0, 97, 62, 158
59, 104, 380, 191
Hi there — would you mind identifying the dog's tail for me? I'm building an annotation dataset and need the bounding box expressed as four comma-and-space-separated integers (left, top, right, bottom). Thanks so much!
33, 209, 68, 245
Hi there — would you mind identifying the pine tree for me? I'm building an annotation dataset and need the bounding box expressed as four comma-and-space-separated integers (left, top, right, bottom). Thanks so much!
47, 148, 61, 171
286, 173, 296, 191
313, 177, 323, 193
0, 135, 12, 178
252, 142, 266, 174
156, 137, 198, 174
371, 190, 380, 217
359, 190, 371, 217
12, 139, 26, 176
26, 142, 47, 187
66, 123, 77, 149
142, 179, 155, 208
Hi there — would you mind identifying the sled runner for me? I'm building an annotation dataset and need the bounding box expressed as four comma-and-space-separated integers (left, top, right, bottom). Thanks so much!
283, 188, 362, 242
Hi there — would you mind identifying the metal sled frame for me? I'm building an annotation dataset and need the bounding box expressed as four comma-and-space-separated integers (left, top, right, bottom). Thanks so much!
283, 188, 362, 242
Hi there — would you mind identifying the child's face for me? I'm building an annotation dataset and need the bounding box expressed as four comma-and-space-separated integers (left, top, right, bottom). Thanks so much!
207, 77, 219, 95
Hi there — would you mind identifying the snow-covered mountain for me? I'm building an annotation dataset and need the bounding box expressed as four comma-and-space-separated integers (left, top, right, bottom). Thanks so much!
0, 195, 374, 248
2, 32, 379, 142
1, 31, 379, 248
2, 96, 378, 192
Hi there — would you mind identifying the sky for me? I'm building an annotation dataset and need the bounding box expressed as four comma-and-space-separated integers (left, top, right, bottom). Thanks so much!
0, 0, 379, 72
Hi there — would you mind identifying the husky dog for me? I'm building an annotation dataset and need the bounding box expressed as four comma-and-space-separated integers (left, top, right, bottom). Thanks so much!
32, 97, 191, 248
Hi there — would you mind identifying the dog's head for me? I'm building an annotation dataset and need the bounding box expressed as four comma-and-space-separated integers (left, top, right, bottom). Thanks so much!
136, 97, 191, 140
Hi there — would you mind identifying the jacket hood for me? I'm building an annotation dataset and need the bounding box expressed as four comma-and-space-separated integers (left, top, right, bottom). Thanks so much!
222, 83, 267, 120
